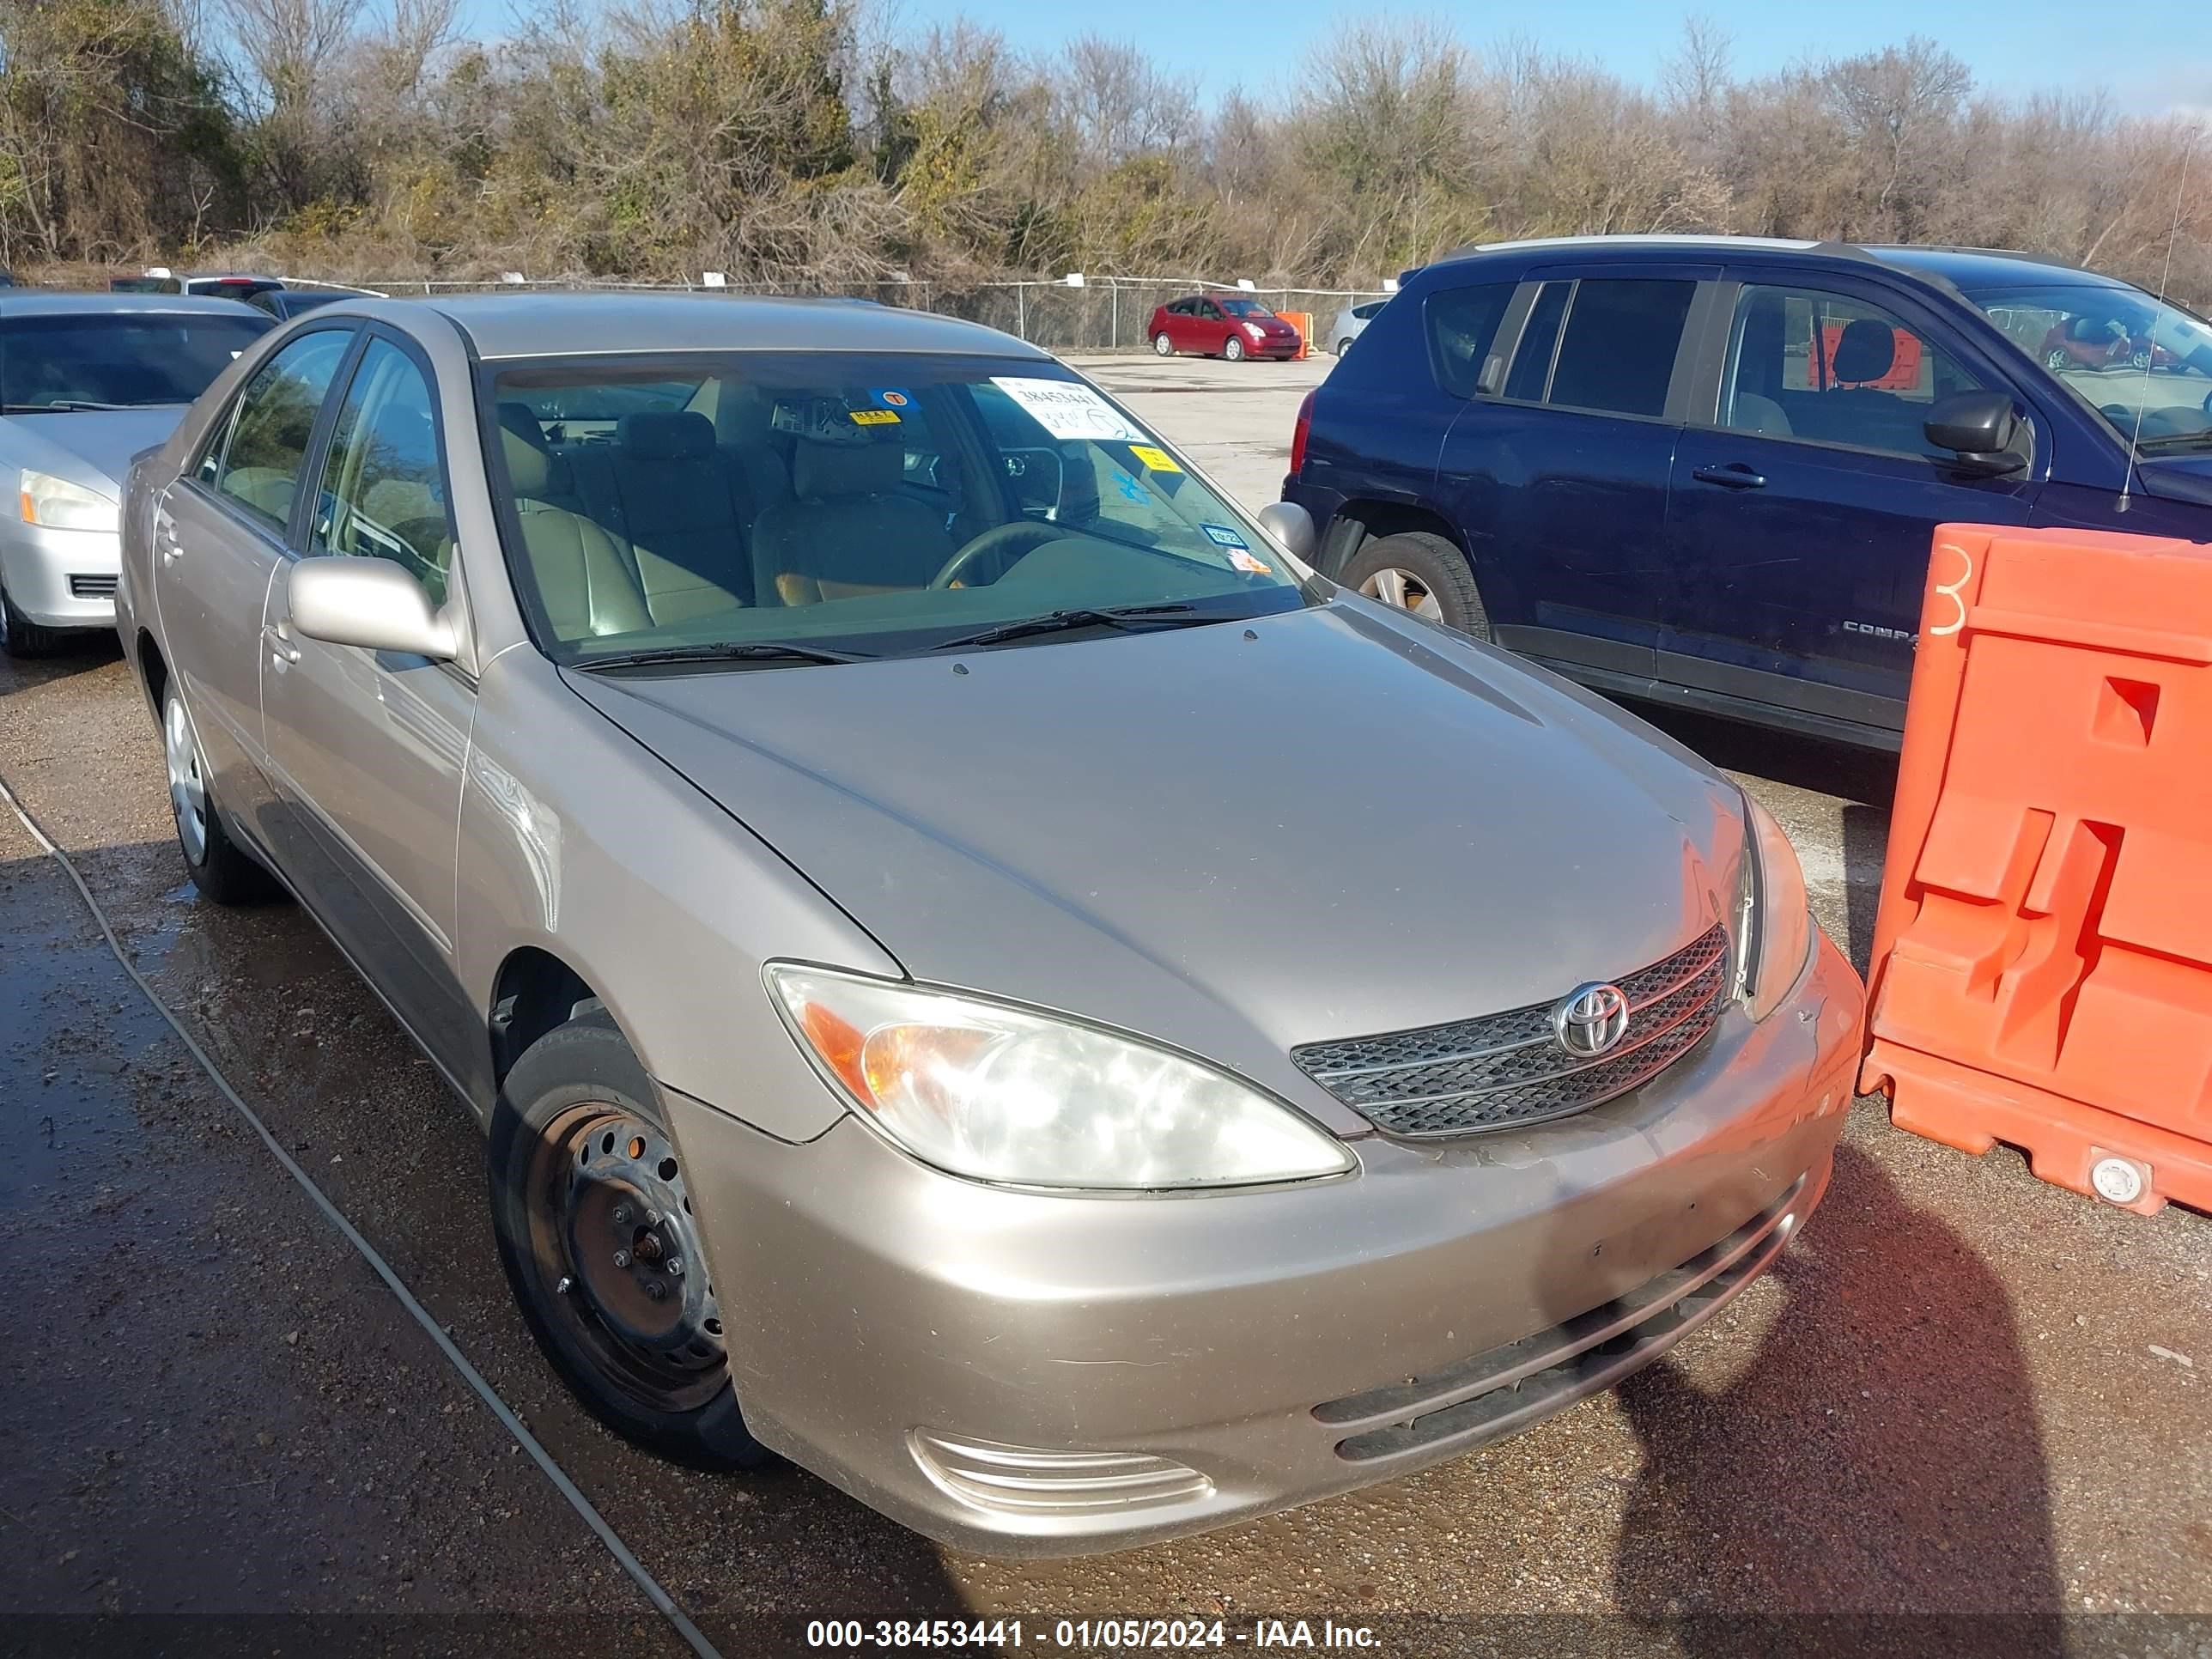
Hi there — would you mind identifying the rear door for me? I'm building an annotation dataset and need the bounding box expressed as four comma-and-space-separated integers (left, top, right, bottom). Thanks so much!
1434, 264, 1717, 682
1662, 266, 2041, 734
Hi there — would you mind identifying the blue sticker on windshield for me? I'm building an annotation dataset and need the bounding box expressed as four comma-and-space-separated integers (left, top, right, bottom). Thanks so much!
872, 388, 913, 409
1201, 523, 1249, 549
1115, 472, 1150, 503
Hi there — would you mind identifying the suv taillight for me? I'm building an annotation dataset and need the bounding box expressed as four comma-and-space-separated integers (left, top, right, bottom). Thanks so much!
1289, 388, 1316, 477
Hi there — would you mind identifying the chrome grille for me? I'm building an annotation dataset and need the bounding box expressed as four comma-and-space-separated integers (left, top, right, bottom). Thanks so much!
1291, 923, 1729, 1138
69, 574, 117, 599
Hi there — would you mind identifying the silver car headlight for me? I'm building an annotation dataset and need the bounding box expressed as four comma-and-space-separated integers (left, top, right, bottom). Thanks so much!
19, 470, 118, 533
766, 964, 1353, 1190
1732, 793, 1814, 1023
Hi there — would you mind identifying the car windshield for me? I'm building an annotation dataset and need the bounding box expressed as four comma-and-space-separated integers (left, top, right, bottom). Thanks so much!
1968, 283, 2212, 447
0, 311, 272, 410
486, 352, 1311, 665
1218, 300, 1274, 318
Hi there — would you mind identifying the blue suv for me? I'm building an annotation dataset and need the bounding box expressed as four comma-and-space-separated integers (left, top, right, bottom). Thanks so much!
1283, 237, 2212, 749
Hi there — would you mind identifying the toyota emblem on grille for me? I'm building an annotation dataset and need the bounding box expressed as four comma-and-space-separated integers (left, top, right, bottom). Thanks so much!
1553, 982, 1631, 1057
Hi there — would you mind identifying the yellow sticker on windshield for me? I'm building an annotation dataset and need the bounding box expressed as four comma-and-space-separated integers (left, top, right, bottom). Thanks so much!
1128, 444, 1182, 473
850, 408, 901, 426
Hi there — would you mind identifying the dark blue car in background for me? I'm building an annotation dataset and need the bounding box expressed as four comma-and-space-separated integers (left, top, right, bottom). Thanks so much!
1283, 236, 2212, 749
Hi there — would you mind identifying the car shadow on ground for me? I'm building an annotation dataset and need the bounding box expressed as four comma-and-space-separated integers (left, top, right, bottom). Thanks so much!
0, 629, 123, 698
1608, 1143, 2061, 1656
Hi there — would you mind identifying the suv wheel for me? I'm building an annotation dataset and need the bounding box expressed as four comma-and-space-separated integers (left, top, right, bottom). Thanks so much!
489, 1006, 772, 1472
1340, 532, 1491, 641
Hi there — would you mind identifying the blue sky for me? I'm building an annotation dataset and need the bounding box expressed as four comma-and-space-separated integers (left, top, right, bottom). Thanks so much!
868, 0, 2212, 116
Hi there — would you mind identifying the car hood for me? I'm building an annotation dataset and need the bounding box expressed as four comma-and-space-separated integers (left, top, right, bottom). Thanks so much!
2137, 453, 2212, 507
565, 602, 1743, 1122
3, 407, 190, 497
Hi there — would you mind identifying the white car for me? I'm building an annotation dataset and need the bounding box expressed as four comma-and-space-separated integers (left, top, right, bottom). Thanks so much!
1330, 299, 1389, 356
0, 293, 270, 653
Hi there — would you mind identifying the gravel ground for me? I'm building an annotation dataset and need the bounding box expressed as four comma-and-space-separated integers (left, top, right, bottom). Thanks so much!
0, 355, 2206, 1657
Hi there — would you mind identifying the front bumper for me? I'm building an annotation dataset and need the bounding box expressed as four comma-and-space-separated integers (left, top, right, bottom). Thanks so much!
661, 930, 1862, 1557
0, 521, 120, 629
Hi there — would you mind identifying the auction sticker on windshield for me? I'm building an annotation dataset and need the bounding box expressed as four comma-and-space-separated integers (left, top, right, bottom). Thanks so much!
992, 377, 1143, 441
1129, 444, 1182, 473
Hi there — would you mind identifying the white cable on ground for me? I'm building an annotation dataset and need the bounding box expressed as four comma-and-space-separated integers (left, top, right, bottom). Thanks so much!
0, 769, 724, 1659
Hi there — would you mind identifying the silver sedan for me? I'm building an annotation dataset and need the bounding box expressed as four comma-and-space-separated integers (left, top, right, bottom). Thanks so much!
0, 293, 270, 653
118, 292, 1862, 1557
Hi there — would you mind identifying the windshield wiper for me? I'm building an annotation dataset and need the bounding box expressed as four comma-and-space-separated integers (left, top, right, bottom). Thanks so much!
574, 641, 874, 671
0, 399, 138, 413
2136, 430, 2212, 455
929, 604, 1211, 652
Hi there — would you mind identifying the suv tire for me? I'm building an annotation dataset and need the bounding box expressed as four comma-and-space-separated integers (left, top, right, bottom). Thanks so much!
1340, 532, 1491, 641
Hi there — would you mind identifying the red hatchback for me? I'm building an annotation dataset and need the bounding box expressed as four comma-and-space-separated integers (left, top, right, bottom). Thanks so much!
1149, 295, 1302, 362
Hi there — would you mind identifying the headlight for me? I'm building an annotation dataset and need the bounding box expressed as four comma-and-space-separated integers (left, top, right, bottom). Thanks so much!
1732, 793, 1814, 1022
19, 470, 118, 533
767, 964, 1354, 1190
1243, 323, 1266, 341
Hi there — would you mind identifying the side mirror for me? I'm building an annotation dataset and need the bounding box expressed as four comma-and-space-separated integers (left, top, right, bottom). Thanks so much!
1924, 391, 2027, 477
1256, 500, 1317, 562
288, 556, 457, 659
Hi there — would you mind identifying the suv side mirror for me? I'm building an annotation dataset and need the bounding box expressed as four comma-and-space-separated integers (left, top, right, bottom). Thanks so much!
1256, 501, 1316, 562
1925, 391, 2027, 477
288, 556, 457, 659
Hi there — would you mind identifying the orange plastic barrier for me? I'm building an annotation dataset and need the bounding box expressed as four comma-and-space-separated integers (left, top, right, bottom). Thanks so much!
1816, 323, 1922, 391
1275, 311, 1311, 361
1860, 523, 2212, 1216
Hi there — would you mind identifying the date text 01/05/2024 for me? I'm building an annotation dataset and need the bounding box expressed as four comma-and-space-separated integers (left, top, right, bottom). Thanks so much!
804, 1619, 1382, 1650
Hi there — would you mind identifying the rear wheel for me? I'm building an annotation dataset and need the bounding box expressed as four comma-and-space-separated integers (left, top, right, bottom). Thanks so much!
164, 687, 280, 904
1340, 532, 1491, 641
1224, 335, 1247, 362
1336, 337, 1355, 357
1152, 331, 1174, 357
0, 579, 66, 658
489, 1007, 770, 1471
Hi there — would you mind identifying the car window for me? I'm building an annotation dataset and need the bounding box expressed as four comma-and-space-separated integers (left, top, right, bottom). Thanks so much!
1967, 282, 2212, 448
1424, 283, 1517, 398
1504, 282, 1571, 402
1722, 284, 1985, 459
210, 328, 353, 530
1547, 279, 1697, 418
1353, 301, 1386, 320
1198, 301, 1224, 320
488, 353, 1310, 663
309, 338, 453, 603
0, 310, 271, 412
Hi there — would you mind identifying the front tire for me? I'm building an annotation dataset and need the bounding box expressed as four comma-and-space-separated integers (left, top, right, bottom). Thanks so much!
164, 687, 280, 904
1152, 331, 1174, 357
489, 1006, 771, 1472
1340, 532, 1491, 641
1336, 337, 1356, 357
0, 579, 66, 658
1224, 335, 1247, 362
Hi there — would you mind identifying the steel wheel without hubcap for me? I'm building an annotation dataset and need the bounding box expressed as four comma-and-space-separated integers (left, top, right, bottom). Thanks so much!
525, 1101, 727, 1415
1359, 566, 1444, 620
165, 694, 210, 866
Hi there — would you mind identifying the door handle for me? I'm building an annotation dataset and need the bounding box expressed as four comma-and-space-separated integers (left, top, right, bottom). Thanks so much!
155, 514, 185, 563
1691, 465, 1767, 490
262, 621, 300, 667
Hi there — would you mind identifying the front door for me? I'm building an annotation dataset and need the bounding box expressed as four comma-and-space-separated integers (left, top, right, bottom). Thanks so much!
155, 326, 355, 825
258, 332, 480, 1083
1663, 271, 2040, 734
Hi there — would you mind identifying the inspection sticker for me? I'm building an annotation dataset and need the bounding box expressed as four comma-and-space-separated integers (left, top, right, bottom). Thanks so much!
1128, 444, 1182, 473
1201, 523, 1249, 549
849, 408, 901, 426
1228, 548, 1273, 574
990, 376, 1142, 441
872, 388, 912, 408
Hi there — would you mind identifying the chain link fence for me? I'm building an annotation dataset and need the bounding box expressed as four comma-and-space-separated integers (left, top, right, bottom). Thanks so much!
278, 273, 1391, 353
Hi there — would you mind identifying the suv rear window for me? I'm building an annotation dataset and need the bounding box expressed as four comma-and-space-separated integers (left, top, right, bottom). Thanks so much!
1424, 284, 1516, 398
1503, 278, 1696, 418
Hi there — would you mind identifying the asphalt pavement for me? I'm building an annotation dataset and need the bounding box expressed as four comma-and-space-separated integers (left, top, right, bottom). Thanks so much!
1, 352, 2208, 1657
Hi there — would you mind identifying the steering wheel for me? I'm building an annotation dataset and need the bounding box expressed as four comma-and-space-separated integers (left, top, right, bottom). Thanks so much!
928, 520, 1062, 590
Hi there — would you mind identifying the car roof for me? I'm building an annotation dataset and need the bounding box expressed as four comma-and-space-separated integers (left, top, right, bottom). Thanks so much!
416, 292, 1053, 362
1418, 234, 2124, 296
1860, 246, 2127, 293
0, 291, 272, 319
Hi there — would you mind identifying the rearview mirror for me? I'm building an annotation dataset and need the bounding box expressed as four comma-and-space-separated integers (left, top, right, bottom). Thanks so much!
288, 556, 457, 660
1924, 392, 2026, 477
1255, 501, 1316, 562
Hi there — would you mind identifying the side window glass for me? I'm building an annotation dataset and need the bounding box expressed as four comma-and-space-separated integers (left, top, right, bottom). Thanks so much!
1424, 283, 1517, 398
1547, 278, 1697, 418
215, 330, 352, 530
1504, 283, 1571, 402
1199, 301, 1223, 320
310, 338, 453, 605
1721, 284, 1986, 459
